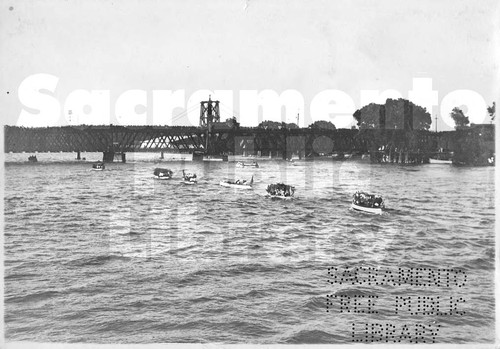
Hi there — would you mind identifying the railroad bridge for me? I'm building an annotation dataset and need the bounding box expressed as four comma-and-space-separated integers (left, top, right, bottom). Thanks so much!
3, 97, 494, 163
3, 124, 366, 160
5, 124, 476, 161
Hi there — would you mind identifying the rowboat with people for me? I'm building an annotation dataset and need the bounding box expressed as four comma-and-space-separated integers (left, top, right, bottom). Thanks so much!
91, 161, 105, 171
154, 168, 173, 180
181, 170, 197, 185
236, 161, 259, 168
351, 191, 384, 214
219, 176, 253, 189
266, 183, 295, 199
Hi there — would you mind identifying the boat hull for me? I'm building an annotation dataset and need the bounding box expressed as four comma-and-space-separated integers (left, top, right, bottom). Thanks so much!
91, 168, 104, 171
204, 155, 228, 162
429, 158, 452, 164
154, 176, 171, 180
351, 203, 383, 214
180, 180, 197, 185
219, 181, 252, 190
265, 194, 293, 200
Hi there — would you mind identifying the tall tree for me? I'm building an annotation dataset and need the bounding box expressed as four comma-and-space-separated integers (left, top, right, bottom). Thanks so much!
487, 102, 495, 121
412, 104, 432, 130
450, 107, 470, 128
353, 103, 385, 129
224, 116, 240, 129
258, 120, 298, 129
257, 120, 283, 129
308, 120, 336, 130
352, 98, 431, 130
385, 99, 405, 129
285, 122, 299, 129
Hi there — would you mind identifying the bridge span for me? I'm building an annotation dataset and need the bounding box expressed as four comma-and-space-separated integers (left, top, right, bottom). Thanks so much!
5, 96, 493, 164
4, 124, 463, 162
4, 125, 367, 159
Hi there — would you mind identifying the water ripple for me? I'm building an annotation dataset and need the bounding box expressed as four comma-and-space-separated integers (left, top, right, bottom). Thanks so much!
3, 160, 495, 343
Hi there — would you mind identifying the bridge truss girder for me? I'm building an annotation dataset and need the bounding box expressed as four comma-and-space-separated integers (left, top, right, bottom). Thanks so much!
5, 126, 457, 156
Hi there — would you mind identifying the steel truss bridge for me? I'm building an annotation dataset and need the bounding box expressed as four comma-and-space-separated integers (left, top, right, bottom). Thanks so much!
4, 124, 461, 160
4, 97, 493, 162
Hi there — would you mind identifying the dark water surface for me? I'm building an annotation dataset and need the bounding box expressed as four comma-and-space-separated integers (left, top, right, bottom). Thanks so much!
4, 155, 495, 343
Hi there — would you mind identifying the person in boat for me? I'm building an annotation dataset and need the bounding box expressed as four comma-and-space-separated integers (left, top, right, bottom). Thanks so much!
366, 195, 373, 207
354, 191, 367, 207
353, 191, 381, 208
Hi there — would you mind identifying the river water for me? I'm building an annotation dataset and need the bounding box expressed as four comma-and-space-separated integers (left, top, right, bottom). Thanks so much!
3, 153, 496, 344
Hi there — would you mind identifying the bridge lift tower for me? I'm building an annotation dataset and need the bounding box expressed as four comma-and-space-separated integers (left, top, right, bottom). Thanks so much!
199, 95, 220, 127
199, 95, 220, 154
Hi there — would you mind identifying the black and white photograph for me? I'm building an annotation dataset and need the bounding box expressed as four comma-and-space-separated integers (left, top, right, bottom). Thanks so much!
1, 0, 497, 347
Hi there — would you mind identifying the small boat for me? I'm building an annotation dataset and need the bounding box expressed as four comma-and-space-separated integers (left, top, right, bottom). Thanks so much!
219, 176, 253, 189
236, 161, 259, 168
429, 158, 452, 164
154, 168, 173, 180
28, 155, 38, 162
92, 161, 105, 171
203, 155, 228, 162
266, 183, 295, 199
351, 191, 384, 214
429, 151, 453, 164
181, 170, 197, 185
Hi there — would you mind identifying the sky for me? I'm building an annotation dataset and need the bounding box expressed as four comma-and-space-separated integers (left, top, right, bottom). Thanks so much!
0, 0, 498, 129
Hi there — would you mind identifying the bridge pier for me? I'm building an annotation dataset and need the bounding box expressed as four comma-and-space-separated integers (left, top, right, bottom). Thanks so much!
76, 151, 81, 160
103, 151, 114, 163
